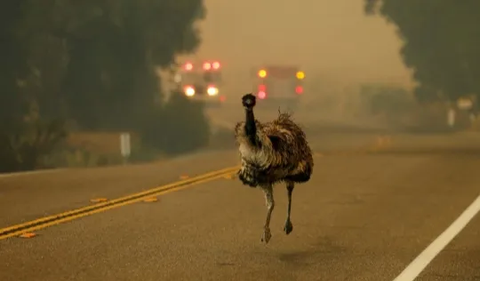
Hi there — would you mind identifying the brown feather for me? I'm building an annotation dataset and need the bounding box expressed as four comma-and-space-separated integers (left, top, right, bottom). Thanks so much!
234, 110, 314, 187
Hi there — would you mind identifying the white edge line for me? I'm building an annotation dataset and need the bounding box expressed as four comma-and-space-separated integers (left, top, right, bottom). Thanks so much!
393, 194, 480, 281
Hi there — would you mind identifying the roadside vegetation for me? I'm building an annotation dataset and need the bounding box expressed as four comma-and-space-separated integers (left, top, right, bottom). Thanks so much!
0, 1, 210, 172
363, 0, 480, 132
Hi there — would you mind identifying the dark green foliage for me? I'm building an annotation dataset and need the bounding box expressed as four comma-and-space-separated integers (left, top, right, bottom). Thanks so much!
0, 0, 208, 172
365, 0, 480, 103
141, 92, 210, 156
0, 116, 67, 173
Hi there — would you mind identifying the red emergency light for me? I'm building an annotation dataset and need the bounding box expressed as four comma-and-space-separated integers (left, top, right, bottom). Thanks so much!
295, 86, 303, 94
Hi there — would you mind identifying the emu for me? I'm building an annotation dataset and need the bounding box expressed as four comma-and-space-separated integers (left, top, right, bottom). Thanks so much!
234, 93, 314, 244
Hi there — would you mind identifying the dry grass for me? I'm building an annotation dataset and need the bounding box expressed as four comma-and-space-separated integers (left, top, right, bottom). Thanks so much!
66, 131, 140, 154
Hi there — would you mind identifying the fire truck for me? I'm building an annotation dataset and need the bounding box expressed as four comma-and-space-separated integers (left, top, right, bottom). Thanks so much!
253, 65, 305, 109
174, 60, 226, 106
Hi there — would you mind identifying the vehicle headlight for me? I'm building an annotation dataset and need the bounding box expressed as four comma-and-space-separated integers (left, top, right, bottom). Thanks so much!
207, 86, 219, 96
184, 86, 195, 96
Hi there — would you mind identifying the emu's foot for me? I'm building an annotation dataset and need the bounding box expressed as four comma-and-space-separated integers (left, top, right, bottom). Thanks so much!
284, 220, 293, 235
261, 227, 272, 244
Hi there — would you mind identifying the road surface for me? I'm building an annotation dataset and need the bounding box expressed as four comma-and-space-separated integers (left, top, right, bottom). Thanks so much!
0, 131, 479, 281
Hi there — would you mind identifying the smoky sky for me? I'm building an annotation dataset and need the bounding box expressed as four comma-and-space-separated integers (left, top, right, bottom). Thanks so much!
191, 0, 414, 89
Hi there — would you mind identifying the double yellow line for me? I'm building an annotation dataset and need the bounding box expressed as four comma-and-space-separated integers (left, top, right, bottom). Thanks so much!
0, 139, 393, 241
0, 166, 239, 240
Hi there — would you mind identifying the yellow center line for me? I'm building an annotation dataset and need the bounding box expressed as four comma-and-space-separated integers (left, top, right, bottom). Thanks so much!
0, 142, 391, 240
0, 166, 239, 240
0, 173, 233, 240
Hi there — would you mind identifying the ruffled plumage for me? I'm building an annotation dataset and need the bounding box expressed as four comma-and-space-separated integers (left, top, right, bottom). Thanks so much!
234, 111, 314, 187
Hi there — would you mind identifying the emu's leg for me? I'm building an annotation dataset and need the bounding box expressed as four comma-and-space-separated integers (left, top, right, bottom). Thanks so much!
284, 181, 294, 235
260, 184, 274, 244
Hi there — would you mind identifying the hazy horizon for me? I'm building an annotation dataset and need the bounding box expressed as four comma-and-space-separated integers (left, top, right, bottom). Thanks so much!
188, 0, 414, 90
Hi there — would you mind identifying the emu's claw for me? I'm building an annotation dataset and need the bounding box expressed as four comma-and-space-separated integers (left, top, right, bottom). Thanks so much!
284, 220, 293, 235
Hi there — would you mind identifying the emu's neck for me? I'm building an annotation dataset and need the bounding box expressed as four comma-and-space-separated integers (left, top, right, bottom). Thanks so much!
244, 108, 258, 146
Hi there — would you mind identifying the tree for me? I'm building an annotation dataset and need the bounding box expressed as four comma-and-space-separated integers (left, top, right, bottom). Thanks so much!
365, 0, 480, 103
141, 91, 210, 155
0, 1, 69, 172
0, 0, 208, 172
55, 0, 206, 130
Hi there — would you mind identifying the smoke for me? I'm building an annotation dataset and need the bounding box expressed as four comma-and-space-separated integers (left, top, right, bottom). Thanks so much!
183, 0, 417, 132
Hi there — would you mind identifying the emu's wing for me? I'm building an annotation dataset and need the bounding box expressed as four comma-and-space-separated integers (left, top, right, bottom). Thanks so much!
267, 135, 281, 151
266, 128, 292, 152
265, 131, 295, 168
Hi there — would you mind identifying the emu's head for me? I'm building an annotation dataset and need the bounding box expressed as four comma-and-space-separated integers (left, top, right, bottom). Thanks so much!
242, 93, 256, 110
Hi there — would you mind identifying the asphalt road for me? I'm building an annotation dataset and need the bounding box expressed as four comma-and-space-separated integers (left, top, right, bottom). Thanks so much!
1, 131, 480, 281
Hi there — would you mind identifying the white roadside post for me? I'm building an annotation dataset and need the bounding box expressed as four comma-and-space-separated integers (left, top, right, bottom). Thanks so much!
120, 132, 131, 165
447, 107, 456, 128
